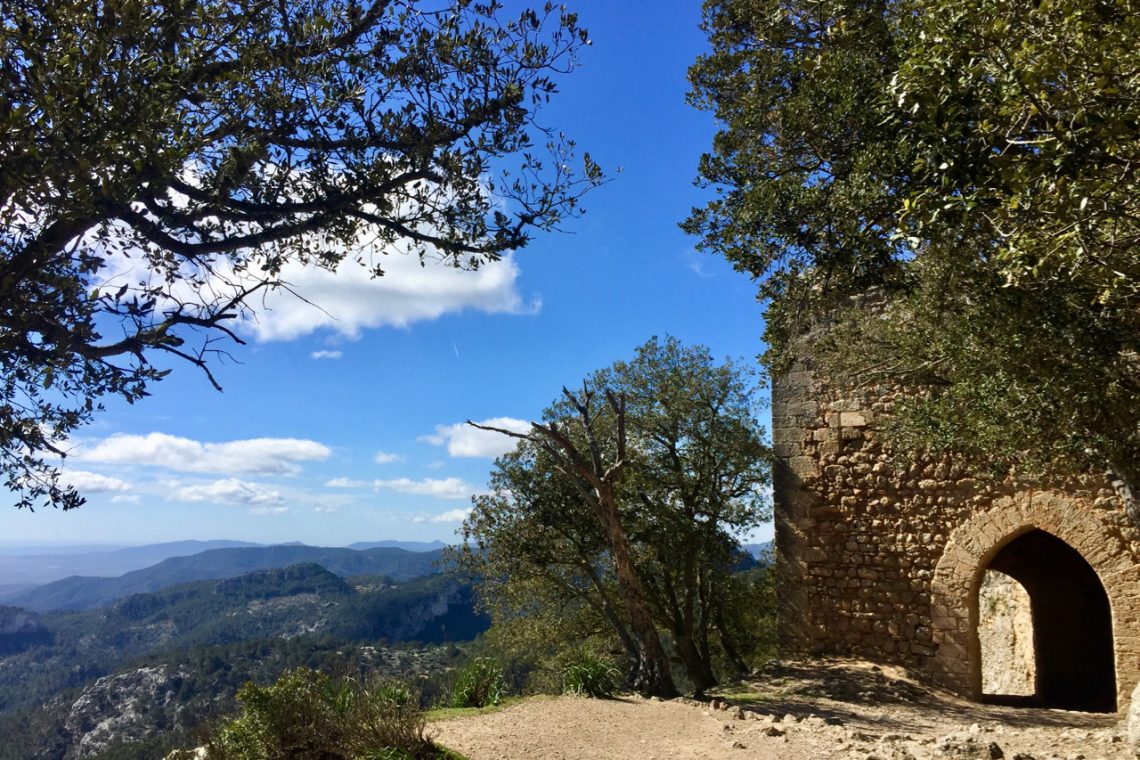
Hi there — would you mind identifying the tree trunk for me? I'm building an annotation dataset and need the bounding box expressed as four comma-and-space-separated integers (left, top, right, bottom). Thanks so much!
582, 560, 639, 666
714, 607, 749, 677
675, 626, 717, 696
595, 487, 677, 698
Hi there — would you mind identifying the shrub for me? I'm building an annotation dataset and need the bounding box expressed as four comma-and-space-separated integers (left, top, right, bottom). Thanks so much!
203, 667, 438, 759
562, 651, 620, 698
448, 657, 504, 708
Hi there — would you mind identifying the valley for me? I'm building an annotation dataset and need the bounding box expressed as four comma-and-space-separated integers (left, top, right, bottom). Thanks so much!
0, 542, 485, 760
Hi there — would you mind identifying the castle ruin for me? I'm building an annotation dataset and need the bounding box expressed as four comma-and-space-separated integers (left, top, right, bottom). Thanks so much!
772, 356, 1140, 712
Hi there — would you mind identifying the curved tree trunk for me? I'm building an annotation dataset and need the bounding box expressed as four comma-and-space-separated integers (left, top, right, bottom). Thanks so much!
714, 606, 749, 678
595, 487, 677, 698
473, 389, 679, 698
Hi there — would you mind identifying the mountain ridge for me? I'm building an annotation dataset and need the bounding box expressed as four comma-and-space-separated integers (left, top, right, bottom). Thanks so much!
3, 545, 444, 612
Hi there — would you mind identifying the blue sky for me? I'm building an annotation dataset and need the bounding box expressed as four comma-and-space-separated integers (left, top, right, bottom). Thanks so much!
2, 1, 772, 548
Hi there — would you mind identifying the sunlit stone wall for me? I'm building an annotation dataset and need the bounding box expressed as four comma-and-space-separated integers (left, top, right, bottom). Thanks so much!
771, 351, 1140, 710
978, 570, 1034, 696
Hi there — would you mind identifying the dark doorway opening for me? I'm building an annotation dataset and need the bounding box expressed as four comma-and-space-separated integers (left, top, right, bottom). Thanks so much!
981, 529, 1116, 712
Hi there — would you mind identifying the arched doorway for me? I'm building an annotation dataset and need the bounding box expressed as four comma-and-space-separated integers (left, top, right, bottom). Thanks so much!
980, 529, 1116, 712
928, 492, 1137, 712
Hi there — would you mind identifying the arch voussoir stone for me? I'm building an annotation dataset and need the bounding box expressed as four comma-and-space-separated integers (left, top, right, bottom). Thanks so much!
930, 492, 1138, 708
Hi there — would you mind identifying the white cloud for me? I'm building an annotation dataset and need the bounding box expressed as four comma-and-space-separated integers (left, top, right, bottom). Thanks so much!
430, 507, 472, 523
112, 494, 141, 504
421, 417, 531, 458
176, 478, 285, 507
682, 248, 714, 278
374, 451, 404, 464
63, 470, 132, 493
92, 187, 539, 345
243, 250, 535, 342
310, 350, 343, 360
250, 506, 290, 516
325, 477, 368, 488
314, 504, 341, 513
373, 477, 481, 500
83, 433, 330, 475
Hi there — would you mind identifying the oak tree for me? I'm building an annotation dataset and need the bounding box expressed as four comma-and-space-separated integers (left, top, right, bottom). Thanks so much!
686, 0, 1139, 506
457, 338, 769, 696
1, 0, 601, 509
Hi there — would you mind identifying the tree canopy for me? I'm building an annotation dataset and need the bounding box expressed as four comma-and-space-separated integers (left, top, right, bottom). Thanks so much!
1, 0, 602, 510
454, 337, 770, 696
686, 0, 1139, 500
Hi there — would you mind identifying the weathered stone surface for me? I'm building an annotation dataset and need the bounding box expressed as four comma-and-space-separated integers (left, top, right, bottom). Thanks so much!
772, 350, 1140, 712
63, 665, 190, 758
978, 571, 1034, 696
1128, 682, 1140, 757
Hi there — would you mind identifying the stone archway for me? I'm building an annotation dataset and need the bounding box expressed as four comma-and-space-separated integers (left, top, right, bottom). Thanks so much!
929, 491, 1139, 711
985, 529, 1115, 710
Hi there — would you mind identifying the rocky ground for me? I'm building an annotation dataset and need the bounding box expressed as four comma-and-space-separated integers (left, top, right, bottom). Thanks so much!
432, 659, 1133, 760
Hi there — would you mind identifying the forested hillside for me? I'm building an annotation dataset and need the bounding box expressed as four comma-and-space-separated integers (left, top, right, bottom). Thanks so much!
0, 563, 486, 760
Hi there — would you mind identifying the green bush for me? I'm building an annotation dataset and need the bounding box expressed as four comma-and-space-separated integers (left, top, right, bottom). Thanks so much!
202, 667, 439, 760
561, 651, 620, 698
448, 657, 504, 708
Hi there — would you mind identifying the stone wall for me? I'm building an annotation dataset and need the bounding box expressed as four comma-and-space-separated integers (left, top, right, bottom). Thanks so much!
772, 354, 1140, 711
977, 571, 1034, 696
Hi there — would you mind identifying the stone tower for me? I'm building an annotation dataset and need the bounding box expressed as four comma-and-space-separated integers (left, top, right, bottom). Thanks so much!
771, 352, 1140, 712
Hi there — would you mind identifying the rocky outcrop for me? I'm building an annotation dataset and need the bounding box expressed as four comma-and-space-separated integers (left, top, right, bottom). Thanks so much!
61, 665, 189, 759
1128, 681, 1140, 757
978, 570, 1035, 697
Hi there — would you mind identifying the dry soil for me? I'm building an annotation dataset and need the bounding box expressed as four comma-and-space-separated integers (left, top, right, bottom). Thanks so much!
431, 659, 1131, 760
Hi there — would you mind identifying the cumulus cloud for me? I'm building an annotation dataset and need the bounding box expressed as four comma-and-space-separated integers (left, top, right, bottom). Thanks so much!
373, 477, 481, 500
421, 417, 531, 458
431, 507, 472, 523
325, 477, 368, 488
93, 203, 539, 345
82, 433, 330, 475
63, 470, 132, 493
176, 478, 285, 507
310, 350, 343, 360
374, 451, 404, 464
242, 250, 535, 342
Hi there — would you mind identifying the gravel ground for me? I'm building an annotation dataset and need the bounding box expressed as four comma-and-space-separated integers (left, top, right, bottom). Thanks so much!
431, 660, 1132, 760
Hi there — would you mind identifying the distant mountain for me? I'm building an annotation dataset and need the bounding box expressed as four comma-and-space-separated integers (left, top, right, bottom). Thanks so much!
0, 540, 263, 587
0, 584, 34, 599
347, 539, 447, 552
743, 541, 774, 562
0, 563, 485, 760
0, 544, 127, 556
4, 546, 443, 612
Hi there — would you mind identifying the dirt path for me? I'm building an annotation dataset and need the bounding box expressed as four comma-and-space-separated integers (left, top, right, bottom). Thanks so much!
431, 660, 1132, 760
